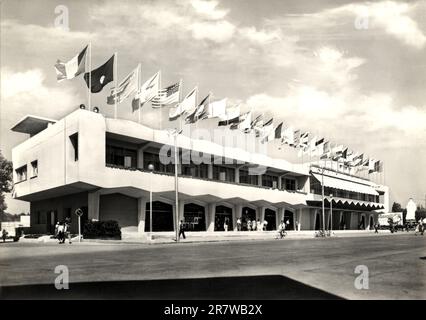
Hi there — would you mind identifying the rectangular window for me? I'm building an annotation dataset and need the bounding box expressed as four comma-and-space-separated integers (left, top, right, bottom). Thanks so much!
285, 178, 296, 191
143, 151, 174, 173
213, 165, 235, 182
30, 160, 38, 178
69, 133, 79, 161
15, 165, 27, 183
106, 145, 137, 168
239, 169, 258, 186
262, 174, 278, 188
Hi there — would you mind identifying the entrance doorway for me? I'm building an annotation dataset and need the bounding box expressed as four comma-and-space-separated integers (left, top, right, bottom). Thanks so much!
215, 205, 233, 231
184, 203, 206, 231
46, 210, 58, 234
284, 210, 294, 230
264, 209, 276, 230
369, 215, 374, 229
359, 215, 366, 230
314, 212, 321, 230
145, 201, 174, 232
241, 207, 256, 230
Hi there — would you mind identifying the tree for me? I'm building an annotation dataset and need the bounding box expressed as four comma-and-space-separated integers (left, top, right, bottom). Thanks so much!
0, 150, 13, 214
391, 202, 402, 212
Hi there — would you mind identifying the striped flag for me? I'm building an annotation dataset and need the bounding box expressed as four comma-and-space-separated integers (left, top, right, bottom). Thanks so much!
55, 45, 87, 82
218, 105, 241, 126
151, 82, 180, 107
133, 71, 160, 109
260, 118, 274, 142
185, 94, 210, 124
107, 66, 139, 105
230, 111, 251, 131
169, 87, 197, 120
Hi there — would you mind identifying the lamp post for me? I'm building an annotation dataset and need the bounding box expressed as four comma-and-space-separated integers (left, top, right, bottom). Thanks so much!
148, 163, 154, 240
330, 194, 333, 234
167, 128, 182, 242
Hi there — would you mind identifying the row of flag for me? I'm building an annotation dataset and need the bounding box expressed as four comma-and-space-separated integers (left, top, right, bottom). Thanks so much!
54, 45, 383, 175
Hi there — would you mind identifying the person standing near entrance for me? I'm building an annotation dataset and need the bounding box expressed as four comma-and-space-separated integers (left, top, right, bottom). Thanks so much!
237, 217, 242, 231
263, 220, 268, 231
224, 218, 229, 232
247, 219, 252, 231
257, 219, 261, 231
179, 220, 186, 239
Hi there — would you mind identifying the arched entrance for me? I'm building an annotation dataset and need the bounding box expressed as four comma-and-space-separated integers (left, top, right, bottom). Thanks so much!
242, 207, 256, 231
284, 210, 294, 230
314, 212, 321, 230
359, 215, 366, 230
184, 203, 206, 231
264, 209, 276, 230
145, 201, 174, 232
369, 215, 374, 230
215, 205, 233, 231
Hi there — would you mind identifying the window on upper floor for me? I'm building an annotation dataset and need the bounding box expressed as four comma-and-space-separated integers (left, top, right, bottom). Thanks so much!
69, 133, 79, 161
30, 160, 38, 178
262, 174, 278, 188
106, 145, 137, 168
239, 169, 258, 186
213, 165, 235, 182
15, 165, 27, 183
285, 178, 296, 191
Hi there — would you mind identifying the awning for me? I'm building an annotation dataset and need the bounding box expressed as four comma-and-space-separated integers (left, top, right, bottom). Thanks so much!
312, 173, 379, 196
11, 115, 57, 136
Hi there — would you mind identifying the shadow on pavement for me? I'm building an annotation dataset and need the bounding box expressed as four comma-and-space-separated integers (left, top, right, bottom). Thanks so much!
1, 275, 343, 300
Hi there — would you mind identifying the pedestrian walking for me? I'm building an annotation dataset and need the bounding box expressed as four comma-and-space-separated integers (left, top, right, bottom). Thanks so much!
64, 218, 72, 244
2, 229, 8, 242
374, 222, 379, 233
179, 220, 186, 239
57, 223, 65, 244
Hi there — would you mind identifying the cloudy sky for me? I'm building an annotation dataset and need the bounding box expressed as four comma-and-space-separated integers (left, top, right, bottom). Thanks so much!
1, 0, 426, 213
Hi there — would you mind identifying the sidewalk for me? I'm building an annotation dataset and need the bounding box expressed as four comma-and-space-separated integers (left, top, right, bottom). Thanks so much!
16, 229, 409, 245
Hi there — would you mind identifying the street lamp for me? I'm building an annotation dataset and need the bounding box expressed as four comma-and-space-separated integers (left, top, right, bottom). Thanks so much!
148, 163, 154, 240
167, 128, 182, 242
330, 194, 333, 234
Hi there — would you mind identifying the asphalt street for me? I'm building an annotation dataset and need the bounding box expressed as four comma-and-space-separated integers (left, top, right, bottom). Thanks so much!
0, 233, 425, 299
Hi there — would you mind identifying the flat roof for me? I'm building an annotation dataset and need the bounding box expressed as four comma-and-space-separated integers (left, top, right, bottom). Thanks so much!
11, 115, 57, 135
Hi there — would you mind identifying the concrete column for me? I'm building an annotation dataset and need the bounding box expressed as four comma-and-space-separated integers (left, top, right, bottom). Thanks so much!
207, 203, 215, 232
137, 148, 144, 169
234, 204, 242, 231
235, 167, 240, 183
278, 176, 282, 190
88, 190, 100, 221
137, 197, 147, 233
178, 201, 185, 223
258, 175, 262, 187
208, 164, 213, 179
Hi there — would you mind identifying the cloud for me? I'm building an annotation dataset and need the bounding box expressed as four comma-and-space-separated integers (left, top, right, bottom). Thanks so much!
190, 0, 229, 20
1, 68, 82, 119
189, 20, 236, 42
340, 1, 426, 49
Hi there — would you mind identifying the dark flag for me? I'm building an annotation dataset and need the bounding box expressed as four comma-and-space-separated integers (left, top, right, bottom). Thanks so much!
218, 115, 240, 126
84, 55, 114, 93
274, 122, 283, 139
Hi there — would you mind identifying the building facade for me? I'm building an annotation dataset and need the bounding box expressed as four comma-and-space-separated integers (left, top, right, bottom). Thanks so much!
11, 109, 388, 235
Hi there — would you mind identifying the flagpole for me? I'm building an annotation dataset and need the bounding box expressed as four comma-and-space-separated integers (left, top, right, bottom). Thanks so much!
179, 78, 183, 133
138, 63, 142, 124
159, 71, 162, 130
88, 42, 92, 111
114, 52, 118, 119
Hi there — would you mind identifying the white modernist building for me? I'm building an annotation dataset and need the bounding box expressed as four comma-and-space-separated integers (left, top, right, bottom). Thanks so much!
11, 108, 388, 236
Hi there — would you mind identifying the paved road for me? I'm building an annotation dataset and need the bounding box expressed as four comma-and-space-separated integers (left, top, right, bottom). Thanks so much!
0, 234, 425, 299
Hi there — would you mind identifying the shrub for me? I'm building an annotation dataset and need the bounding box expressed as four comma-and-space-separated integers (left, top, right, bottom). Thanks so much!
83, 220, 121, 240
